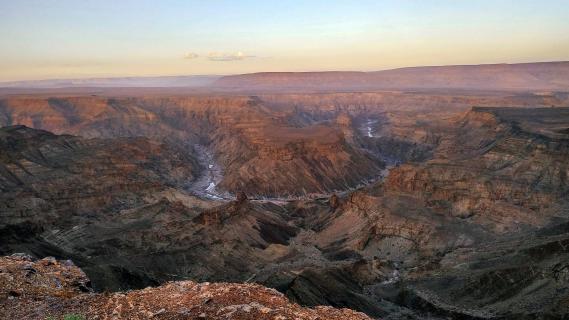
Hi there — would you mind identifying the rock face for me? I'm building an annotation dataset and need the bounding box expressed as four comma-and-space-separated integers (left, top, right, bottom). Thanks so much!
386, 107, 569, 232
403, 221, 569, 319
0, 255, 371, 320
215, 123, 381, 197
0, 95, 383, 197
0, 124, 198, 229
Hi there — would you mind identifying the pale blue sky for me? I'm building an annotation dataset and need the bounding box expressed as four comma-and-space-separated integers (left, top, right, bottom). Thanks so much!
1, 0, 568, 80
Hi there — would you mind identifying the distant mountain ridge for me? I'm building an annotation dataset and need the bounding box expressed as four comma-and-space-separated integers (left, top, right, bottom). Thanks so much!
3, 61, 569, 91
0, 75, 221, 88
214, 61, 569, 91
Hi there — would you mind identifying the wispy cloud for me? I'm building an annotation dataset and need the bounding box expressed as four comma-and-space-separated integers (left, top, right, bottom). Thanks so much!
207, 51, 255, 61
183, 52, 199, 59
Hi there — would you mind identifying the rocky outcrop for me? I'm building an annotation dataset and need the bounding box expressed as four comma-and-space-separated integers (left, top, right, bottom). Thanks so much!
0, 125, 198, 229
193, 192, 251, 225
385, 107, 569, 233
402, 221, 569, 319
215, 125, 382, 197
0, 255, 372, 320
0, 254, 91, 299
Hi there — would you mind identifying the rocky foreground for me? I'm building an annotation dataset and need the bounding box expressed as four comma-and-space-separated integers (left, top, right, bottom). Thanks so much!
0, 254, 371, 320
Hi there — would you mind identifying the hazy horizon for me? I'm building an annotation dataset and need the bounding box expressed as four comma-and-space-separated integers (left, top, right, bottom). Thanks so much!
1, 0, 569, 81
1, 60, 567, 84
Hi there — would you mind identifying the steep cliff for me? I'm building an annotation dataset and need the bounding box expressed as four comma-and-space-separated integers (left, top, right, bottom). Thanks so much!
386, 107, 569, 232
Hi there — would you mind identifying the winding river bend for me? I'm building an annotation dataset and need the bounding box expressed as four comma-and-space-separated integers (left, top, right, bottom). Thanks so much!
188, 118, 400, 203
362, 118, 379, 138
187, 144, 228, 200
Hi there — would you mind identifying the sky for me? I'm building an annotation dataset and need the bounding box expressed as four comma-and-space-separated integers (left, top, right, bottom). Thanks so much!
1, 0, 569, 81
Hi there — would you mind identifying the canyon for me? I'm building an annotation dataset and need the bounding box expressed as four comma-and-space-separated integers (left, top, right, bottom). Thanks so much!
1, 63, 569, 319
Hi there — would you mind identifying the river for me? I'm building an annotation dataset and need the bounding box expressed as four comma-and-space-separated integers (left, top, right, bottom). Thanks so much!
187, 118, 399, 203
187, 144, 228, 200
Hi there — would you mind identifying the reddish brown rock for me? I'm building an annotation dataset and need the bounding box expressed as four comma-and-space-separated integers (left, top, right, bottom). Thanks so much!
0, 255, 372, 320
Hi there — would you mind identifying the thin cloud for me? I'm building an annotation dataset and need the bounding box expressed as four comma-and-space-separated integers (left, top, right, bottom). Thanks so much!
207, 51, 255, 61
183, 52, 199, 59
